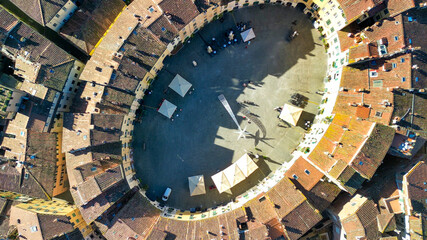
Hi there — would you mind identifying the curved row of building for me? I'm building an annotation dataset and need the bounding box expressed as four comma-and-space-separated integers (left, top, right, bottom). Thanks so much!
0, 0, 426, 239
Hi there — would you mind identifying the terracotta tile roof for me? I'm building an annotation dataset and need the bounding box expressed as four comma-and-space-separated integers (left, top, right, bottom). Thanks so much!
37, 214, 77, 239
104, 192, 160, 240
337, 0, 384, 24
405, 161, 427, 214
408, 215, 425, 240
159, 0, 200, 31
302, 179, 342, 212
73, 179, 130, 223
267, 178, 306, 219
146, 229, 167, 239
194, 0, 223, 12
348, 42, 379, 63
10, 206, 78, 240
282, 201, 323, 240
97, 87, 135, 115
76, 178, 102, 204
363, 15, 406, 53
338, 30, 370, 52
148, 15, 179, 45
377, 212, 396, 233
60, 0, 125, 54
285, 156, 324, 191
243, 194, 278, 224
94, 165, 124, 192
25, 131, 58, 197
386, 0, 416, 17
9, 0, 43, 26
392, 89, 427, 139
351, 123, 395, 179
309, 113, 377, 178
90, 114, 123, 146
0, 8, 19, 42
339, 195, 380, 240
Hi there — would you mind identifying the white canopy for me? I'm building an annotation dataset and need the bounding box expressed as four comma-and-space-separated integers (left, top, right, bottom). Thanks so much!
235, 153, 258, 177
188, 175, 206, 196
223, 164, 246, 186
211, 154, 258, 193
211, 172, 232, 193
279, 104, 303, 126
240, 28, 256, 42
168, 74, 192, 97
158, 100, 177, 119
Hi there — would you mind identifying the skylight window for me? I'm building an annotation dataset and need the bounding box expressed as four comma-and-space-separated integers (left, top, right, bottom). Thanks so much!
304, 169, 311, 175
292, 174, 298, 179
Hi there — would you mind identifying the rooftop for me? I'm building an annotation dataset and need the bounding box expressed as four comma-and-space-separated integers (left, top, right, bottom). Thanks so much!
338, 194, 380, 240
159, 0, 200, 31
60, 0, 125, 54
103, 192, 161, 240
285, 156, 324, 191
9, 0, 67, 26
72, 179, 130, 223
337, 0, 383, 24
404, 161, 427, 214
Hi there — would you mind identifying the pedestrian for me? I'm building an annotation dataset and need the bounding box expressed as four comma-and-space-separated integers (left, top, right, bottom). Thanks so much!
248, 40, 251, 45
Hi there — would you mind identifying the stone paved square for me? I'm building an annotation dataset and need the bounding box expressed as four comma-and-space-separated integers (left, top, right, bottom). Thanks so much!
133, 5, 327, 209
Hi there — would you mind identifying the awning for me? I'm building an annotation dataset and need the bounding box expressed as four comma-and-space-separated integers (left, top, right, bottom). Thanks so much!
158, 100, 177, 119
240, 28, 256, 42
279, 104, 303, 126
211, 154, 258, 193
211, 172, 232, 193
188, 175, 206, 196
235, 153, 258, 177
168, 74, 192, 97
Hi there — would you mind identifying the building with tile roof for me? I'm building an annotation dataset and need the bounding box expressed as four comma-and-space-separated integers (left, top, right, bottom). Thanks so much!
9, 202, 88, 240
307, 113, 395, 194
336, 194, 381, 240
58, 0, 125, 54
286, 156, 341, 212
403, 161, 427, 215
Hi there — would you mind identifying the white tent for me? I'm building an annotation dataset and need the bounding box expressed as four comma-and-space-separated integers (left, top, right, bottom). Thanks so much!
279, 104, 303, 126
240, 28, 256, 42
235, 153, 258, 177
211, 154, 258, 193
188, 175, 206, 196
223, 164, 246, 186
168, 74, 192, 97
211, 172, 232, 193
158, 100, 177, 119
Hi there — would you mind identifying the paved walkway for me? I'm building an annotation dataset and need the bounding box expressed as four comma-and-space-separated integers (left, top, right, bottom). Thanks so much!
133, 5, 327, 210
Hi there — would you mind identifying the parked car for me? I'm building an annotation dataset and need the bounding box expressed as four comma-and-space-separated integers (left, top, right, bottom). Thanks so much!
162, 188, 172, 201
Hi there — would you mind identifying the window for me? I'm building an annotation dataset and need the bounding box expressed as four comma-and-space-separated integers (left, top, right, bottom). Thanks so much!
369, 71, 378, 77
326, 19, 331, 25
401, 58, 405, 63
415, 77, 419, 82
375, 111, 382, 117
72, 213, 76, 217
394, 36, 399, 41
74, 73, 78, 78
402, 77, 406, 82
304, 169, 311, 175
76, 219, 80, 223
53, 23, 57, 27
392, 63, 397, 68
330, 27, 335, 33
56, 14, 60, 18
95, 67, 103, 72
77, 66, 81, 70
292, 174, 298, 179
359, 161, 364, 165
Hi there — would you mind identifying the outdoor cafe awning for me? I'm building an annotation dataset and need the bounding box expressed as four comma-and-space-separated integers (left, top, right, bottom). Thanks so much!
279, 104, 303, 126
211, 154, 258, 193
188, 175, 206, 196
158, 99, 177, 119
168, 74, 192, 97
240, 28, 256, 42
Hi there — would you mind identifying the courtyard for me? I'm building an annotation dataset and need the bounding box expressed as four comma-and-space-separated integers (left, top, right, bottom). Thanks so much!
133, 5, 327, 210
